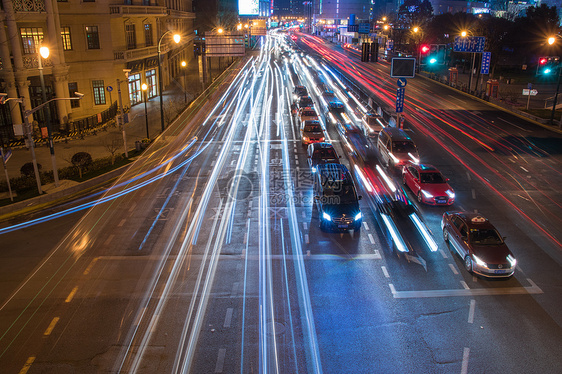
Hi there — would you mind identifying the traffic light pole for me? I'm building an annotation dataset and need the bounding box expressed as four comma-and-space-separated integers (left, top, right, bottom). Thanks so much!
549, 66, 562, 126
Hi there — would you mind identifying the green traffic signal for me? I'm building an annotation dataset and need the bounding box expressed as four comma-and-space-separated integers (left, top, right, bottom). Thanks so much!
429, 57, 437, 64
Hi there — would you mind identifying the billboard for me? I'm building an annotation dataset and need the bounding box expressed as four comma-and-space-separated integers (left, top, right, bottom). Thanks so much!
239, 0, 259, 16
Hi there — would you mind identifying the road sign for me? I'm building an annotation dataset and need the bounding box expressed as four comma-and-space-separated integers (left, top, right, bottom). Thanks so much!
397, 78, 407, 87
522, 89, 538, 96
0, 148, 12, 163
396, 87, 405, 113
481, 52, 491, 74
106, 86, 113, 92
454, 36, 485, 53
391, 58, 416, 78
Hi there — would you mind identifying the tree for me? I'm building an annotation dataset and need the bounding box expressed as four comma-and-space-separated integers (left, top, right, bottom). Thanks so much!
397, 0, 434, 28
71, 152, 92, 179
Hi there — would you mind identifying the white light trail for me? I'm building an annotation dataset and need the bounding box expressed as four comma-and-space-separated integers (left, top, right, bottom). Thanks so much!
409, 213, 438, 252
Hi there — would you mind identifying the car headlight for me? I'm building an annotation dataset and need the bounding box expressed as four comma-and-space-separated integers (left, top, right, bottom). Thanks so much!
322, 212, 331, 221
311, 166, 317, 173
354, 212, 362, 221
507, 254, 517, 267
446, 190, 455, 199
303, 136, 309, 141
422, 190, 433, 199
472, 255, 487, 267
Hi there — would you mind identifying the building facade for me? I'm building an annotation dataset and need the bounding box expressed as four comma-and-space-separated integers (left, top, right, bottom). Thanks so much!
0, 0, 195, 140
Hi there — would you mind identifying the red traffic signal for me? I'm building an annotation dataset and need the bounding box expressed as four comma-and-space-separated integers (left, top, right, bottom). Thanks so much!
420, 45, 430, 54
539, 57, 548, 65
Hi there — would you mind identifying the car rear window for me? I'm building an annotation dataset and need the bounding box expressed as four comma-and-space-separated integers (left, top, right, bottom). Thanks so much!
303, 111, 317, 117
314, 148, 337, 159
304, 124, 322, 132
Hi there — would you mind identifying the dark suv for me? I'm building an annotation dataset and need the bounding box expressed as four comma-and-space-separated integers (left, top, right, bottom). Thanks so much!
314, 163, 362, 231
307, 143, 340, 172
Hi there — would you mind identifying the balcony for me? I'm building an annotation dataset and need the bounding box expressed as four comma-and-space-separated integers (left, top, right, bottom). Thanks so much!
109, 5, 167, 17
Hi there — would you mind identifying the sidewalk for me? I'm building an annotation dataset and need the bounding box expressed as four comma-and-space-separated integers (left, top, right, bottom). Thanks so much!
0, 58, 236, 203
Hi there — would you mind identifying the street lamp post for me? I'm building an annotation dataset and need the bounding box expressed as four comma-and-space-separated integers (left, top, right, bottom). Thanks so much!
37, 44, 60, 187
181, 61, 188, 103
157, 31, 181, 134
142, 83, 149, 140
548, 35, 562, 128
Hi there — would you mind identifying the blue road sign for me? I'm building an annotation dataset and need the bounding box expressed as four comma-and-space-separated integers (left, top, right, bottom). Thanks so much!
481, 52, 491, 74
454, 36, 485, 53
396, 87, 405, 113
397, 78, 407, 87
106, 86, 113, 92
0, 148, 12, 163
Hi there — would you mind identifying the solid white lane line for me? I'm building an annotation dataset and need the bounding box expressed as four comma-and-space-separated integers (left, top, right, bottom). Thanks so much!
44, 317, 60, 336
389, 284, 396, 294
468, 300, 476, 324
368, 234, 375, 244
381, 266, 390, 278
224, 308, 234, 328
65, 287, 78, 303
215, 348, 226, 373
449, 264, 458, 275
461, 347, 470, 374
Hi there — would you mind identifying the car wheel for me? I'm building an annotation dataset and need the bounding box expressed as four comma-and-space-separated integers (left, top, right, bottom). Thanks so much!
443, 230, 449, 245
417, 191, 423, 203
464, 256, 473, 273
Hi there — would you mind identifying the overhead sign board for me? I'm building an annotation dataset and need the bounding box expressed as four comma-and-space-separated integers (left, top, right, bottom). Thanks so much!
454, 36, 485, 52
205, 33, 246, 57
391, 58, 416, 78
358, 23, 370, 34
238, 0, 259, 15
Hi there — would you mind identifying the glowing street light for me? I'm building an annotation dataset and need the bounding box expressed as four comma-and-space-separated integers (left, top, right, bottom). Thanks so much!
547, 35, 562, 127
157, 31, 181, 133
141, 83, 149, 140
181, 60, 188, 103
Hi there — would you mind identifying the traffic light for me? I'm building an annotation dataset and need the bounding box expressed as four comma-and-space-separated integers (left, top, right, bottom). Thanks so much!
537, 56, 559, 75
428, 44, 438, 65
420, 44, 430, 54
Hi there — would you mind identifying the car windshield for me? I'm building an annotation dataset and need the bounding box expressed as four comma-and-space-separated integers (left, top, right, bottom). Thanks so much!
300, 98, 313, 106
420, 172, 446, 183
470, 228, 503, 245
304, 124, 322, 132
393, 141, 416, 153
314, 148, 337, 160
303, 111, 317, 117
322, 183, 358, 204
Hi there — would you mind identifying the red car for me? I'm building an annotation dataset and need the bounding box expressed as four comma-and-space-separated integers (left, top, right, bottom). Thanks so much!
402, 164, 455, 205
441, 212, 516, 278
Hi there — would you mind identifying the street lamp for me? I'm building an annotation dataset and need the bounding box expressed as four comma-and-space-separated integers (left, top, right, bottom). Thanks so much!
157, 31, 181, 134
37, 44, 60, 187
547, 35, 562, 127
141, 83, 149, 140
181, 61, 188, 103
461, 30, 476, 93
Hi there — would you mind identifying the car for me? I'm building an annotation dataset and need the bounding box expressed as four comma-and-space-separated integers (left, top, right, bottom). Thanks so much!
336, 120, 360, 136
361, 112, 384, 139
298, 107, 319, 122
377, 127, 420, 169
296, 95, 314, 110
321, 91, 344, 113
301, 120, 325, 145
314, 163, 362, 231
402, 164, 455, 205
307, 142, 340, 172
441, 212, 517, 278
293, 85, 308, 100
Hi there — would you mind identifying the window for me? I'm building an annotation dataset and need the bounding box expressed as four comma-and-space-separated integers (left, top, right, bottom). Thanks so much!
144, 23, 153, 47
68, 82, 80, 108
126, 24, 136, 50
20, 28, 43, 54
83, 0, 95, 2
85, 26, 100, 49
61, 27, 72, 50
142, 0, 150, 5
92, 80, 106, 105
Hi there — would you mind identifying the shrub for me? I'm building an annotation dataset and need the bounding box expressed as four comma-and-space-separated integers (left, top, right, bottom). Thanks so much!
20, 162, 42, 177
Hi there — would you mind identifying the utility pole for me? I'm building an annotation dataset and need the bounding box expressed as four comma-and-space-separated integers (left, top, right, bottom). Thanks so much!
116, 79, 128, 158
